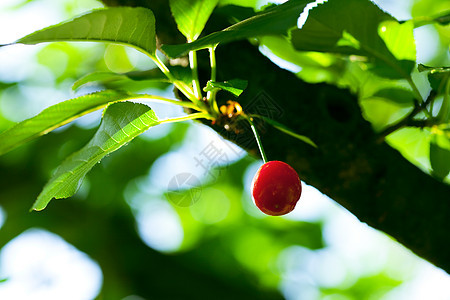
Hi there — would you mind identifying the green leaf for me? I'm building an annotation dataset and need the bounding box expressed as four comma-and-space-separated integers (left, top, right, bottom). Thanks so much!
259, 36, 348, 85
0, 82, 18, 90
73, 70, 168, 91
169, 0, 219, 41
418, 64, 450, 91
437, 80, 450, 122
73, 65, 193, 91
0, 90, 135, 156
413, 11, 450, 27
378, 20, 416, 61
372, 88, 415, 107
215, 4, 256, 22
290, 0, 415, 79
434, 11, 450, 25
162, 0, 313, 58
430, 129, 450, 180
14, 7, 157, 56
253, 115, 317, 148
418, 64, 450, 122
218, 0, 258, 8
418, 64, 437, 72
32, 102, 159, 211
204, 79, 248, 96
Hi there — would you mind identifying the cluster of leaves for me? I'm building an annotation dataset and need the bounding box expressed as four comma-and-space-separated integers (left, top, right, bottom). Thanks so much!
0, 0, 449, 212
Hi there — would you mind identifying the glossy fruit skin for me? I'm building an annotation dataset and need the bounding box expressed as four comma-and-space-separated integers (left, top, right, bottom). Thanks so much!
252, 161, 302, 216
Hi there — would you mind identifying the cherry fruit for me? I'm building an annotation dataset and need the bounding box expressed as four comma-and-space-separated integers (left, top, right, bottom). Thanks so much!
251, 161, 302, 216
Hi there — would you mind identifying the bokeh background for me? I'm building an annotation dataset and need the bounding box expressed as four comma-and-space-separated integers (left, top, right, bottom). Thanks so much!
0, 0, 449, 299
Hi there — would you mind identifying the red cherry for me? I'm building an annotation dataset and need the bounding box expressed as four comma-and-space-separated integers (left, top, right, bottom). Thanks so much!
251, 161, 302, 216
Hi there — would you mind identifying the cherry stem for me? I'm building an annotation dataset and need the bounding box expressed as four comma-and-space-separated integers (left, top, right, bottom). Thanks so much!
245, 115, 268, 163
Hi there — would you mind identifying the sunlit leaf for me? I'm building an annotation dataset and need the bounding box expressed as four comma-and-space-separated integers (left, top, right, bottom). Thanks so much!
204, 79, 248, 96
378, 20, 416, 61
32, 102, 159, 211
321, 273, 402, 299
12, 7, 157, 56
162, 0, 313, 58
218, 0, 258, 7
0, 90, 134, 156
290, 0, 415, 79
169, 0, 219, 41
259, 36, 348, 85
360, 98, 413, 132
